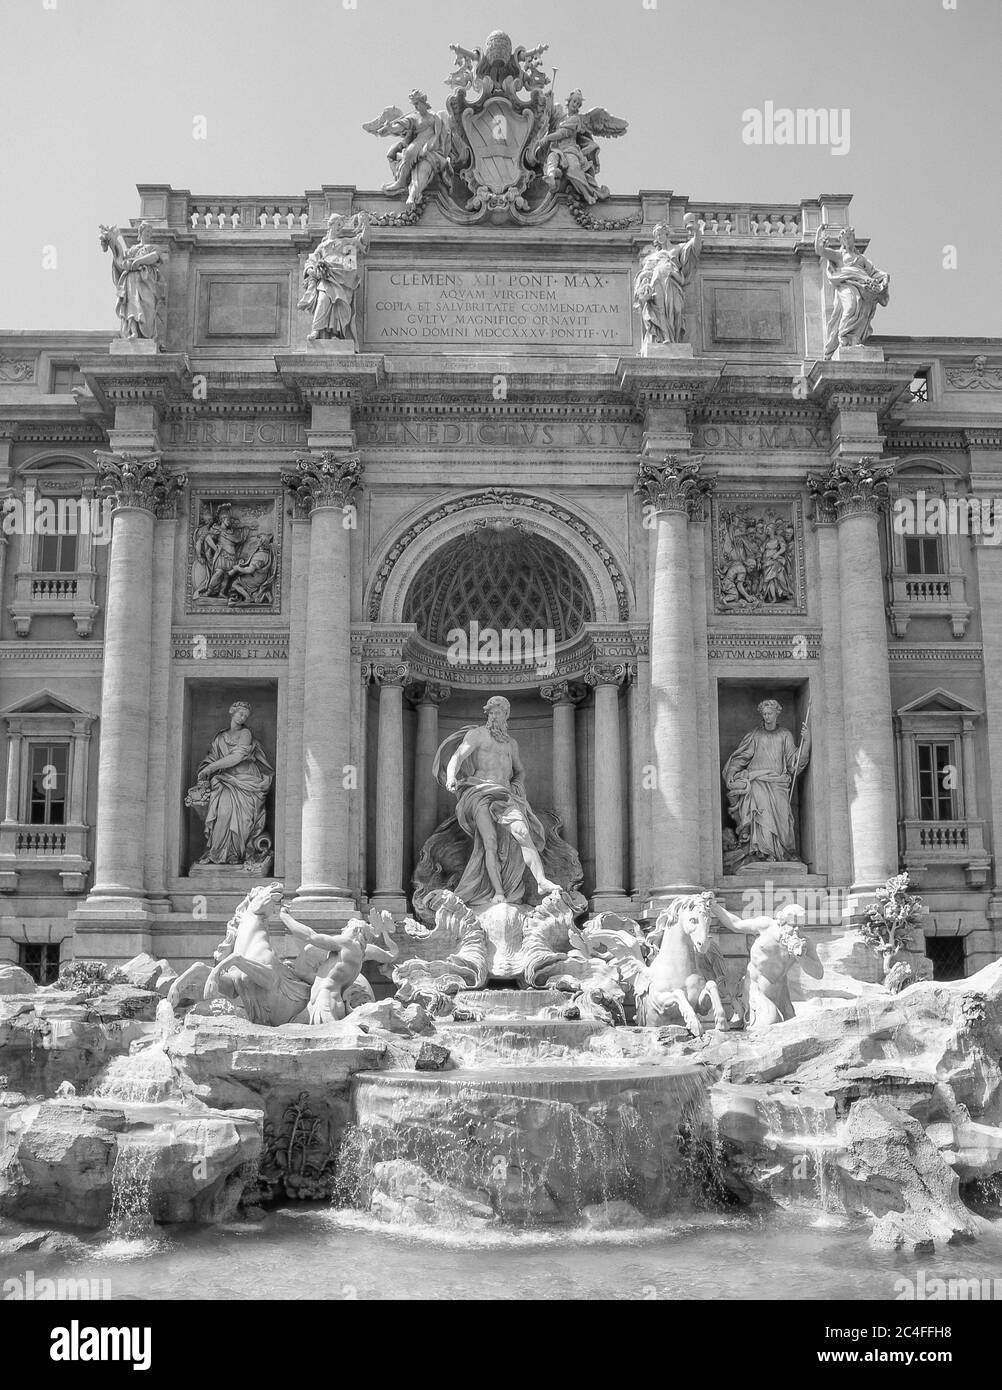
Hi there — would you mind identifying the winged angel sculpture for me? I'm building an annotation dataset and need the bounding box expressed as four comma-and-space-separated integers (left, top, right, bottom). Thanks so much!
362, 31, 627, 220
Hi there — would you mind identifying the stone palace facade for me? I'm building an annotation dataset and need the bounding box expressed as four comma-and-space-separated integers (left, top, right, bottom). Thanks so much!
1, 42, 1001, 985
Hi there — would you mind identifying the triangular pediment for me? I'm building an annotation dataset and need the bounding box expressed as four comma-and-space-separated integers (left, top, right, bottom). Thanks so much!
896, 688, 981, 717
0, 689, 94, 717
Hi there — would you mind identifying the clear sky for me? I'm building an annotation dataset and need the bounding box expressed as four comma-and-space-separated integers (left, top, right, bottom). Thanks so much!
1, 0, 999, 338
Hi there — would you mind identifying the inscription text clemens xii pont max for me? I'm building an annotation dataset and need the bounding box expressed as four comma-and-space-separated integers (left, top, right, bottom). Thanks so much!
363, 269, 633, 346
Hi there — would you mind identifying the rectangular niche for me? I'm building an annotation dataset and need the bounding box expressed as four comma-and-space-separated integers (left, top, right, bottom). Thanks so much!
717, 680, 814, 874
701, 278, 796, 352
711, 493, 806, 616
180, 680, 278, 878
194, 271, 292, 347
186, 489, 283, 615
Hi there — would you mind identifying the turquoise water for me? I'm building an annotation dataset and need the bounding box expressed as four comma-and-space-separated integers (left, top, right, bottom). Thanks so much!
5, 1208, 1002, 1300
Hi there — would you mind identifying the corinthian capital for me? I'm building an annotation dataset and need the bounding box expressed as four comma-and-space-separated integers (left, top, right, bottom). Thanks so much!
635, 454, 713, 519
584, 662, 633, 689
94, 450, 186, 515
807, 457, 893, 522
282, 450, 362, 513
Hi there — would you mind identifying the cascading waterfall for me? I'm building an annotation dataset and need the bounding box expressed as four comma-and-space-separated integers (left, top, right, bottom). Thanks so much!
109, 1137, 159, 1238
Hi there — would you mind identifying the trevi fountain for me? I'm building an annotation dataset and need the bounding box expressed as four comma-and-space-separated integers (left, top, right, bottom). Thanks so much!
2, 26, 1002, 1312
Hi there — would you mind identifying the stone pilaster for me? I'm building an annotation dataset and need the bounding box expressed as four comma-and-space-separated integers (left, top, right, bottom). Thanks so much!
584, 662, 632, 906
808, 458, 898, 895
369, 661, 411, 906
540, 680, 585, 849
408, 683, 450, 865
79, 452, 185, 923
282, 450, 361, 911
635, 455, 713, 898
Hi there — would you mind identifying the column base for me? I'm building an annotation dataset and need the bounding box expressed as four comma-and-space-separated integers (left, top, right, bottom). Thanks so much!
369, 892, 408, 916
590, 891, 637, 916
68, 897, 156, 962
289, 888, 359, 922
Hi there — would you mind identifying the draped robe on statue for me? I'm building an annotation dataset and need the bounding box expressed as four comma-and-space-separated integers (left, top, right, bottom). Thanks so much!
198, 728, 274, 865
431, 728, 548, 907
722, 724, 802, 862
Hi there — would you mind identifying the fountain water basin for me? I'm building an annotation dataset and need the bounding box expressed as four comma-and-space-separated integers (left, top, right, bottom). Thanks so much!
341, 1060, 716, 1227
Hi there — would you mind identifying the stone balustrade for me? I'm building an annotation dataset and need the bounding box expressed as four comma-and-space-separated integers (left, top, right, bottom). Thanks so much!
689, 207, 802, 237
186, 202, 310, 232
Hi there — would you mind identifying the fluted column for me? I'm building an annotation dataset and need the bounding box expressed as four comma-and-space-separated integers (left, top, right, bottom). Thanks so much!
585, 662, 631, 899
370, 662, 410, 903
282, 451, 361, 907
809, 459, 898, 893
86, 452, 185, 909
635, 456, 712, 897
540, 680, 583, 848
409, 683, 450, 863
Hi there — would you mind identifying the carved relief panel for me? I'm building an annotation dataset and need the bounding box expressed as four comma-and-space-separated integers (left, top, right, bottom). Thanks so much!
711, 493, 806, 616
186, 489, 283, 615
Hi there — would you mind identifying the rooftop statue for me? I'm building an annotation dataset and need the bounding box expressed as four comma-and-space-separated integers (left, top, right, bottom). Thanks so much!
298, 211, 370, 346
363, 92, 453, 208
539, 89, 628, 205
634, 214, 703, 353
815, 223, 890, 357
363, 33, 627, 221
99, 221, 165, 341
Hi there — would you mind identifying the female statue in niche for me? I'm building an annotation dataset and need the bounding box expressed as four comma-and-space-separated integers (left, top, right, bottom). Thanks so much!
190, 701, 274, 867
722, 698, 810, 866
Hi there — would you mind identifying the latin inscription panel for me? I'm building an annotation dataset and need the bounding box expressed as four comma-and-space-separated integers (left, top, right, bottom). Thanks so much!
363, 267, 634, 349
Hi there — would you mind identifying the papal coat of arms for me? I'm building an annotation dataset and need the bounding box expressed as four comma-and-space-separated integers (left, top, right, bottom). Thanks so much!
363, 30, 627, 223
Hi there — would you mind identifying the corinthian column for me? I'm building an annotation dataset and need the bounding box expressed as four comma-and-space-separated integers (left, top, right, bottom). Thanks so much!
635, 456, 713, 898
409, 682, 450, 863
540, 680, 584, 848
371, 661, 410, 905
282, 451, 361, 909
809, 459, 898, 894
86, 452, 185, 911
585, 662, 632, 902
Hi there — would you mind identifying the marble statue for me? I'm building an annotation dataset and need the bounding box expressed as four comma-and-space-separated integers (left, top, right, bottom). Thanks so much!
634, 214, 702, 354
723, 698, 810, 866
227, 532, 277, 606
634, 893, 731, 1036
279, 905, 399, 1024
187, 702, 274, 869
99, 221, 164, 340
539, 90, 627, 204
710, 900, 823, 1029
815, 223, 890, 358
437, 695, 561, 907
298, 212, 370, 346
363, 93, 453, 207
203, 883, 310, 1026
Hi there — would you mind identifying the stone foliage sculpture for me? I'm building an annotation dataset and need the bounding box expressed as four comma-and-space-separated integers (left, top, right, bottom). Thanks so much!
633, 214, 702, 354
186, 702, 274, 871
298, 211, 370, 346
723, 698, 810, 867
99, 221, 164, 341
815, 223, 890, 358
859, 872, 925, 986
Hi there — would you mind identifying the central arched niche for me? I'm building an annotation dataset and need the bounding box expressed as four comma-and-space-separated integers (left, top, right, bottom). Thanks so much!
402, 520, 595, 646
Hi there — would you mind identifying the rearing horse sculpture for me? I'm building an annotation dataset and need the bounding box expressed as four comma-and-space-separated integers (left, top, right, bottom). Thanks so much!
634, 892, 730, 1036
